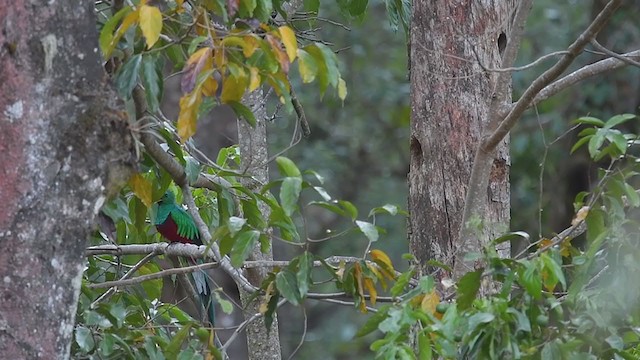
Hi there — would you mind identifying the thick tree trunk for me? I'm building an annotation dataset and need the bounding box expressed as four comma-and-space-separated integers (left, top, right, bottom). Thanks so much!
0, 2, 133, 358
237, 91, 282, 360
408, 2, 514, 279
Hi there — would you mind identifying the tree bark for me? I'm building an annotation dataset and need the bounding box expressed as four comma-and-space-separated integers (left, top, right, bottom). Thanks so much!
409, 2, 514, 279
0, 1, 133, 358
237, 91, 282, 360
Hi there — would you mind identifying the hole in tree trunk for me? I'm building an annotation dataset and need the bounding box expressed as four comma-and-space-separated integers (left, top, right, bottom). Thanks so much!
410, 135, 423, 168
498, 32, 507, 55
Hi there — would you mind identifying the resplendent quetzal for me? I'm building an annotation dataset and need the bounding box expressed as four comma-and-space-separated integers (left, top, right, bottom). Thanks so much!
155, 190, 215, 326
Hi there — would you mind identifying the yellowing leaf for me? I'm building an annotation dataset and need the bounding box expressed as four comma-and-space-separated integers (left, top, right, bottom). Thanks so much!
182, 48, 213, 93
572, 206, 589, 226
297, 49, 317, 83
421, 290, 440, 316
242, 36, 259, 58
278, 26, 297, 62
370, 249, 395, 279
177, 90, 202, 141
221, 73, 248, 103
365, 262, 387, 290
106, 10, 139, 58
560, 238, 572, 257
338, 77, 347, 101
139, 5, 163, 49
249, 67, 261, 92
266, 34, 289, 73
129, 173, 152, 207
202, 77, 218, 97
538, 238, 552, 249
363, 277, 377, 306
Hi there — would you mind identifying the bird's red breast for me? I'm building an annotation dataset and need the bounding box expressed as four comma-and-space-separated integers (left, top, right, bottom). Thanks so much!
156, 216, 201, 245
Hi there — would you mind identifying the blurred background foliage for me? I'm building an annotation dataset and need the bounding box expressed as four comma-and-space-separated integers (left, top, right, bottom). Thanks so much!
158, 0, 639, 358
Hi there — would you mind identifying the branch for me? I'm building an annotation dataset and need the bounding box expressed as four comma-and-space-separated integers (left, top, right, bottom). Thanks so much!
90, 251, 157, 307
484, 0, 623, 151
590, 40, 640, 68
529, 49, 640, 106
86, 261, 219, 289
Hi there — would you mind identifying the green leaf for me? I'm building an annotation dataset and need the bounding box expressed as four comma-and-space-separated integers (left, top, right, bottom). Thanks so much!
349, 0, 368, 16
184, 156, 201, 184
391, 269, 414, 297
573, 116, 604, 127
418, 331, 433, 360
297, 49, 318, 83
467, 312, 495, 333
356, 220, 379, 242
303, 0, 320, 13
297, 252, 313, 298
165, 324, 192, 360
541, 253, 566, 290
116, 54, 142, 98
456, 269, 482, 310
75, 326, 95, 352
228, 216, 246, 235
138, 262, 162, 300
624, 183, 640, 207
570, 134, 592, 154
213, 291, 234, 315
356, 305, 390, 337
605, 334, 624, 350
507, 308, 531, 333
280, 177, 302, 216
604, 113, 635, 129
308, 201, 347, 217
339, 200, 358, 220
228, 101, 257, 127
230, 230, 260, 267
141, 55, 163, 112
368, 204, 400, 217
99, 6, 132, 59
492, 231, 530, 245
519, 261, 542, 300
276, 269, 302, 305
588, 129, 606, 159
276, 156, 302, 177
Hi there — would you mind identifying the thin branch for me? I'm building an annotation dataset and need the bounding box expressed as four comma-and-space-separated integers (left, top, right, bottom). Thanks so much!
484, 0, 623, 151
529, 49, 640, 106
86, 262, 219, 289
590, 40, 640, 68
220, 299, 287, 353
479, 51, 570, 73
90, 251, 157, 307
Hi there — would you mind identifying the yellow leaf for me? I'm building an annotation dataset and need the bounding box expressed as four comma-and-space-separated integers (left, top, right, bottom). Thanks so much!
335, 261, 346, 280
572, 206, 589, 226
354, 263, 365, 299
266, 34, 289, 73
370, 249, 396, 279
139, 5, 163, 49
187, 47, 211, 66
220, 73, 248, 103
242, 36, 259, 58
560, 238, 572, 257
421, 290, 440, 316
129, 173, 152, 207
366, 262, 387, 291
278, 26, 297, 62
538, 238, 552, 249
249, 67, 261, 92
202, 77, 218, 97
363, 277, 377, 306
107, 10, 139, 58
177, 90, 202, 141
175, 0, 184, 11
338, 77, 347, 101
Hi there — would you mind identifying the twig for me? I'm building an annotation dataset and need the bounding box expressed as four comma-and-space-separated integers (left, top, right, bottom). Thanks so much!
590, 40, 640, 68
86, 262, 219, 289
220, 299, 287, 352
90, 251, 157, 307
484, 0, 623, 151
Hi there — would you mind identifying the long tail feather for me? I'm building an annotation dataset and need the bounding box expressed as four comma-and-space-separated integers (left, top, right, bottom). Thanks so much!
189, 259, 216, 326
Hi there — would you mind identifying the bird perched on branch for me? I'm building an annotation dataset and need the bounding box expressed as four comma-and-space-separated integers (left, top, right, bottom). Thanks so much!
154, 190, 215, 327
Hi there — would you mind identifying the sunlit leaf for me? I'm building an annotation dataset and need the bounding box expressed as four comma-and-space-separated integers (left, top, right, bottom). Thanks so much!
363, 277, 377, 305
356, 220, 379, 242
139, 5, 163, 49
276, 156, 302, 177
338, 77, 347, 101
421, 290, 440, 316
297, 49, 318, 83
105, 9, 139, 59
177, 90, 202, 141
279, 26, 298, 62
248, 67, 261, 92
221, 73, 248, 103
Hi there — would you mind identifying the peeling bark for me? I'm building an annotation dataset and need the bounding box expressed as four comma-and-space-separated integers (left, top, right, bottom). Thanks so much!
409, 1, 514, 279
0, 1, 134, 358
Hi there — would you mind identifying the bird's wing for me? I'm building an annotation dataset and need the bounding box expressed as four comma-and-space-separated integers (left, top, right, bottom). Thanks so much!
170, 207, 200, 241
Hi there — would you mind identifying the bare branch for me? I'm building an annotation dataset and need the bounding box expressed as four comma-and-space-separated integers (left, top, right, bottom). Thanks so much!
484, 0, 623, 151
590, 40, 640, 68
528, 49, 640, 113
90, 252, 157, 307
86, 262, 219, 289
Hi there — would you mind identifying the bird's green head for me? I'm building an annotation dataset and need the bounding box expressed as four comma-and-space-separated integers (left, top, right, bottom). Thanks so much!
159, 190, 176, 205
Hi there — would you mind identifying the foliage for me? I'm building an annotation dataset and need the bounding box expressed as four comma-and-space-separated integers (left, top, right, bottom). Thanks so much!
359, 113, 640, 359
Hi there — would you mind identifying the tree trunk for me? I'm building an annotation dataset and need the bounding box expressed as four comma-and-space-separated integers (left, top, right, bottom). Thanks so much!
408, 2, 513, 280
237, 91, 282, 360
0, 2, 133, 358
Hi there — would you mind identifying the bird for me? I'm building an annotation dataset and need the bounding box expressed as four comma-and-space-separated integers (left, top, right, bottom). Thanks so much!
154, 190, 215, 327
